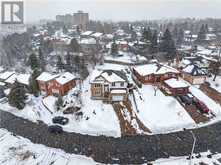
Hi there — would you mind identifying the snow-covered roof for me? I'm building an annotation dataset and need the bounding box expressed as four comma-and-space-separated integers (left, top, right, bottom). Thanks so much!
0, 82, 6, 86
90, 70, 103, 83
81, 31, 94, 36
4, 74, 17, 84
183, 64, 206, 76
101, 71, 125, 83
91, 70, 126, 83
91, 32, 103, 38
133, 63, 179, 76
55, 72, 76, 85
4, 73, 31, 85
17, 74, 31, 86
164, 78, 189, 88
36, 72, 59, 82
0, 71, 15, 80
80, 38, 96, 45
105, 34, 114, 39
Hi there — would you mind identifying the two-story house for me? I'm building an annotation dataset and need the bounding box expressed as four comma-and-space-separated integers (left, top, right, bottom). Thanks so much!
90, 70, 128, 102
37, 72, 76, 96
182, 64, 207, 85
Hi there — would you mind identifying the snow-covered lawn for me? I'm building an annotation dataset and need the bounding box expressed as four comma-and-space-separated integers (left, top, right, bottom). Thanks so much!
0, 76, 121, 137
207, 76, 221, 94
0, 129, 99, 165
104, 51, 147, 64
96, 63, 127, 71
132, 85, 195, 134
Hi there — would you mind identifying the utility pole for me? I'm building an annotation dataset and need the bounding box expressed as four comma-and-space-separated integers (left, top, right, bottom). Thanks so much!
189, 130, 196, 165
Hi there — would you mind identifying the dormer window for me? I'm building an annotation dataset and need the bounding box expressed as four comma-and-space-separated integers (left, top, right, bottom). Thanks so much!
120, 82, 124, 87
112, 82, 115, 86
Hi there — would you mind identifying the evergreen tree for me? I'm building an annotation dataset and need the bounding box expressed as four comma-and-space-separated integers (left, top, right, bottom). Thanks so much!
8, 81, 27, 110
30, 69, 41, 97
73, 55, 80, 73
56, 95, 63, 111
69, 38, 80, 52
76, 26, 81, 35
160, 28, 176, 59
142, 27, 152, 42
177, 28, 184, 45
57, 55, 64, 71
172, 26, 179, 40
111, 41, 118, 55
65, 51, 72, 72
205, 24, 209, 33
29, 53, 39, 70
62, 25, 68, 34
197, 24, 206, 42
38, 48, 45, 71
150, 30, 158, 53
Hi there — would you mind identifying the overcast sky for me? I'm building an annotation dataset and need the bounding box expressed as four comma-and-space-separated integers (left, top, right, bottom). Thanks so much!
23, 0, 221, 23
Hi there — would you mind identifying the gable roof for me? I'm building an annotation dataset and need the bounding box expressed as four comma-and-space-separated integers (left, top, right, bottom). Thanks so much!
36, 72, 59, 82
55, 72, 76, 85
0, 71, 15, 80
91, 70, 127, 83
182, 64, 206, 76
133, 63, 179, 76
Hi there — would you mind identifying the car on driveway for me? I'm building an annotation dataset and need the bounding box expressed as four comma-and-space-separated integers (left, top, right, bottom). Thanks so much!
193, 98, 209, 114
52, 116, 69, 125
48, 125, 63, 134
179, 95, 193, 105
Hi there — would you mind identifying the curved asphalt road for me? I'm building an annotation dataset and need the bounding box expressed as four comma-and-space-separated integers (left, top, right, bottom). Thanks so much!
0, 110, 221, 164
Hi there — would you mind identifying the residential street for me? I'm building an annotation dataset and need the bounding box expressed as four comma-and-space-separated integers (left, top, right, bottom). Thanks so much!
1, 110, 221, 164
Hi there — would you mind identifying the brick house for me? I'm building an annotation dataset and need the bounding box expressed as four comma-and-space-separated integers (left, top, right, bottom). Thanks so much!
182, 64, 207, 85
37, 72, 76, 96
133, 63, 180, 84
90, 70, 128, 102
161, 78, 189, 96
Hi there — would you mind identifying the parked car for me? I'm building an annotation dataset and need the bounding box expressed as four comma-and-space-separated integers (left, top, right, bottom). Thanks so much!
52, 116, 69, 125
179, 95, 193, 105
48, 125, 63, 134
193, 98, 209, 114
63, 107, 81, 114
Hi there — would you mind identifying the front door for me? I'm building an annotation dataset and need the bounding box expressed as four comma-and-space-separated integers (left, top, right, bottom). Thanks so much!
104, 85, 109, 98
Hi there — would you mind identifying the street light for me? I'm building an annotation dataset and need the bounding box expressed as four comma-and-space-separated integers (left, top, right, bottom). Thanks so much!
189, 130, 196, 165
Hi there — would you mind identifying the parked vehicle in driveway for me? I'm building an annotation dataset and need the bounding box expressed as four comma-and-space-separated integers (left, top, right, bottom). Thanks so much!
193, 98, 209, 114
52, 116, 69, 125
179, 95, 193, 105
48, 125, 63, 134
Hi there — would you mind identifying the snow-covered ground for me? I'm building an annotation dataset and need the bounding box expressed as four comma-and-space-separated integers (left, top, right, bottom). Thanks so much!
153, 151, 221, 165
0, 129, 99, 165
0, 76, 121, 137
104, 51, 147, 64
207, 76, 221, 94
132, 85, 196, 134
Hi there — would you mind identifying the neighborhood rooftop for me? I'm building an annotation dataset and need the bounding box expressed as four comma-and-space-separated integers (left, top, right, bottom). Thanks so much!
164, 78, 189, 88
133, 63, 179, 76
55, 72, 76, 85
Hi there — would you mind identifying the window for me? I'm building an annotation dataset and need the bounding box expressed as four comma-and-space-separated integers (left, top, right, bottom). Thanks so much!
112, 82, 115, 86
120, 82, 124, 87
95, 90, 101, 96
95, 84, 101, 87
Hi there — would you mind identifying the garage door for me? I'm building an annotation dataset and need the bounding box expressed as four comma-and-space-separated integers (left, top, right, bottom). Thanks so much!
112, 95, 124, 102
